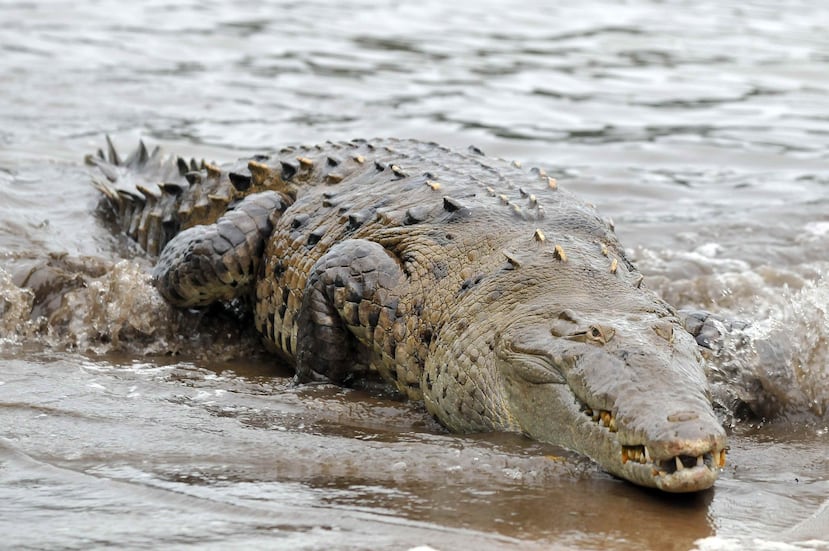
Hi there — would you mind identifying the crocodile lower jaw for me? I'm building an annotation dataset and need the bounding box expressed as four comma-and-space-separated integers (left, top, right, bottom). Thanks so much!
582, 404, 726, 492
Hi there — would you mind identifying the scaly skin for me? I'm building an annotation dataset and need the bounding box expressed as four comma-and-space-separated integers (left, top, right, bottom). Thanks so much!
89, 137, 727, 492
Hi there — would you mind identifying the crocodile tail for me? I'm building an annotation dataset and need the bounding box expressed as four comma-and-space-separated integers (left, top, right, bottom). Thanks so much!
86, 136, 237, 257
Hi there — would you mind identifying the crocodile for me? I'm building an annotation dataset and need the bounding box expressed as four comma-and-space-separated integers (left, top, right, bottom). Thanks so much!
87, 137, 727, 492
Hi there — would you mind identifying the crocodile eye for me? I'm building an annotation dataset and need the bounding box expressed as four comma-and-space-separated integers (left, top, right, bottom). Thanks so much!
560, 324, 614, 345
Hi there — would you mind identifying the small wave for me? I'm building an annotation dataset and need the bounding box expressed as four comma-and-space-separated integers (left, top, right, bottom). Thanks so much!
638, 245, 829, 420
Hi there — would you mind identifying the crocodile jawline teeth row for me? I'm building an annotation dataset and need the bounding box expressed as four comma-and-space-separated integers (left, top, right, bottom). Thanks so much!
621, 445, 727, 475
582, 405, 727, 474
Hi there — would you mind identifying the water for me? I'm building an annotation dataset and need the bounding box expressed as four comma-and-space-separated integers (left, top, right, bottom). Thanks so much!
1, 0, 828, 549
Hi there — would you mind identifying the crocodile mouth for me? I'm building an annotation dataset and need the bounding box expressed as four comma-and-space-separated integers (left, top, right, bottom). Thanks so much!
581, 404, 726, 490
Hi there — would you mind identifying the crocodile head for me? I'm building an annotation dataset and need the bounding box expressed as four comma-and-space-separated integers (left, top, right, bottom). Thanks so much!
496, 304, 726, 492
423, 247, 726, 493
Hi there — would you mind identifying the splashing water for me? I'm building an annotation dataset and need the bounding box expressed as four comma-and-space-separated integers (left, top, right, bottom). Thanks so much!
639, 244, 829, 421
1, 258, 264, 360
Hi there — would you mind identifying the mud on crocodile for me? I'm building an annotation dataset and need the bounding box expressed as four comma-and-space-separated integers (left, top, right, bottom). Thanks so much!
87, 136, 727, 492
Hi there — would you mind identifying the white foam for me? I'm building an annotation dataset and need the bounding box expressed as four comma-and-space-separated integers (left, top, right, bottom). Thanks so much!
693, 536, 829, 551
803, 221, 829, 238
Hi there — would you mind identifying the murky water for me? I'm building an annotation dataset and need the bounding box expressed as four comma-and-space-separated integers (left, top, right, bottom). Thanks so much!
1, 1, 828, 549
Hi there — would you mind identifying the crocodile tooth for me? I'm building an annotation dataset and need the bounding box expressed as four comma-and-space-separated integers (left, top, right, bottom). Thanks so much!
644, 447, 651, 463
547, 177, 557, 190
184, 171, 202, 186
697, 455, 704, 467
675, 456, 684, 471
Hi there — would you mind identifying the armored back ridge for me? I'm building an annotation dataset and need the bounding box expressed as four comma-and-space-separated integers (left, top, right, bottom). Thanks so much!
89, 137, 726, 492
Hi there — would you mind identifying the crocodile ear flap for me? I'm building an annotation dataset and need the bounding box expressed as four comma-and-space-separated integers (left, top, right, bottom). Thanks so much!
502, 326, 567, 385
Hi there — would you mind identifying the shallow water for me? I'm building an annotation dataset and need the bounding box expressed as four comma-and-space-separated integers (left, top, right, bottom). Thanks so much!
1, 0, 829, 549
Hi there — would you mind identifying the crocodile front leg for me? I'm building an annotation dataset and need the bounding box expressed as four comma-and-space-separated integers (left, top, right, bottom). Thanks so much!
295, 239, 411, 389
153, 191, 290, 307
